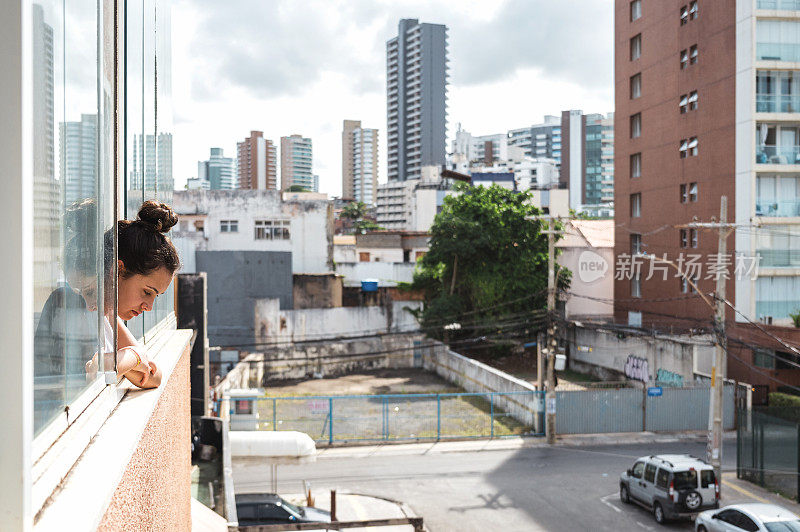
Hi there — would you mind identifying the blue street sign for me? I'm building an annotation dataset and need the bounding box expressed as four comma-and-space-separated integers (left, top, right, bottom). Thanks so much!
647, 386, 663, 397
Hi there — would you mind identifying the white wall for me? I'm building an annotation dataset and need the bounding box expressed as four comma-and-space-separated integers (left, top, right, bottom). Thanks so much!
335, 262, 416, 286
173, 190, 333, 274
559, 246, 614, 318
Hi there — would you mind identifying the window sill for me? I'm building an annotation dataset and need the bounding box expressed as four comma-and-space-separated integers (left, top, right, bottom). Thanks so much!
34, 327, 193, 529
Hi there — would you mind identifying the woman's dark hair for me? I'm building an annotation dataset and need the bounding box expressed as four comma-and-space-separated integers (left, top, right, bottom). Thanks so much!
105, 200, 181, 277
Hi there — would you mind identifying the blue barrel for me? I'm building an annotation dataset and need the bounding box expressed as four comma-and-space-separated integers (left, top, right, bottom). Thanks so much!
361, 279, 378, 292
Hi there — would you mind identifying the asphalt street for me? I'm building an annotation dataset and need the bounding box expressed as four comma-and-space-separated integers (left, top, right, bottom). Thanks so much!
233, 439, 786, 532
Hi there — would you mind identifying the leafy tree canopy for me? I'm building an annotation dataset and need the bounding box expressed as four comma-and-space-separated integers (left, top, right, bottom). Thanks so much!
411, 183, 570, 354
341, 201, 383, 234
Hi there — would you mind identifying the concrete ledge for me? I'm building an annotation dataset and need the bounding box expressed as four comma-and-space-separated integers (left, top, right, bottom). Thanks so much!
35, 328, 193, 530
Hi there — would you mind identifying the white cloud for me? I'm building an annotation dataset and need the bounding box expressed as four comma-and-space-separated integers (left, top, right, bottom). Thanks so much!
170, 0, 613, 196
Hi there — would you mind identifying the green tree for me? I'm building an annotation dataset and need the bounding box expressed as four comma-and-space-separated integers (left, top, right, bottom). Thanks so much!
411, 183, 569, 354
341, 201, 383, 234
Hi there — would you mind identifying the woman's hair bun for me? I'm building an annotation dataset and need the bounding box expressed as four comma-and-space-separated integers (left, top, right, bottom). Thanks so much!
137, 200, 178, 233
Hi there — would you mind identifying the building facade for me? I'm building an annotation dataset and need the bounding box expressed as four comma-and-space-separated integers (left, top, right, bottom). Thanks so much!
386, 18, 448, 182
280, 134, 314, 191
198, 147, 236, 190
342, 120, 379, 204
129, 132, 173, 192
237, 130, 277, 190
507, 115, 562, 162
60, 113, 97, 206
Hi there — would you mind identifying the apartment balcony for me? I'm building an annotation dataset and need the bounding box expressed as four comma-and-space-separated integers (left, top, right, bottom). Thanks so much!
758, 248, 800, 267
757, 43, 800, 62
757, 94, 800, 113
756, 144, 800, 164
758, 0, 800, 9
756, 199, 800, 216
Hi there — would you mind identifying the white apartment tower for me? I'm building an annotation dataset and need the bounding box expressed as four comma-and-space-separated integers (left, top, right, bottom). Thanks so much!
342, 120, 379, 204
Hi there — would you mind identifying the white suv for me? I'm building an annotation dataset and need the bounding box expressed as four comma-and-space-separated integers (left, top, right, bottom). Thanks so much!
620, 454, 719, 524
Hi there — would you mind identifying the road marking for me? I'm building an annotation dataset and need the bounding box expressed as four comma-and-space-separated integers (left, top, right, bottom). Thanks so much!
722, 480, 770, 504
636, 521, 654, 530
600, 493, 622, 513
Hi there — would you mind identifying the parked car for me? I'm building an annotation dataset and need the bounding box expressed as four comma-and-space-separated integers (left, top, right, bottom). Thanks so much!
695, 503, 800, 531
620, 454, 719, 524
236, 493, 331, 526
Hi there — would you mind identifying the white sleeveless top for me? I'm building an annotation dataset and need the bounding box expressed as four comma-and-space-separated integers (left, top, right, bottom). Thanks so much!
104, 316, 114, 354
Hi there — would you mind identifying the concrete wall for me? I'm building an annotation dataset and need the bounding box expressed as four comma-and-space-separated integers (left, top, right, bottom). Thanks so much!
335, 262, 416, 286
293, 273, 342, 309
173, 190, 334, 274
564, 323, 715, 385
559, 246, 614, 319
197, 251, 293, 347
423, 345, 543, 428
253, 299, 422, 345
98, 342, 191, 531
218, 333, 425, 388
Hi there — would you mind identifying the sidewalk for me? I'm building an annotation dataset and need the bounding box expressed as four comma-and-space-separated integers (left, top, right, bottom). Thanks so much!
317, 430, 735, 459
722, 472, 800, 514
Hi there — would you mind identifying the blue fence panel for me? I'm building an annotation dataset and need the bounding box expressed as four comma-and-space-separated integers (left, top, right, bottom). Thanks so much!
556, 389, 643, 434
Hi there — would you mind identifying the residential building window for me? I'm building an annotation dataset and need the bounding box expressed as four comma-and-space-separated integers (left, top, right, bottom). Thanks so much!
630, 113, 642, 138
754, 348, 776, 369
689, 90, 698, 110
680, 139, 689, 158
631, 233, 642, 255
680, 49, 689, 69
680, 229, 689, 247
630, 73, 642, 99
220, 219, 238, 232
691, 228, 699, 248
680, 184, 688, 203
631, 153, 642, 178
359, 252, 370, 262
631, 193, 642, 217
688, 137, 698, 156
680, 5, 689, 25
689, 1, 698, 20
680, 94, 689, 113
690, 45, 698, 64
631, 34, 642, 61
632, 275, 642, 298
689, 182, 698, 201
681, 274, 698, 293
254, 220, 290, 240
631, 0, 642, 21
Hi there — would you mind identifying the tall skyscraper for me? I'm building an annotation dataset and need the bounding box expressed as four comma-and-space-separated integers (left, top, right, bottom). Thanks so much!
198, 147, 236, 190
342, 120, 379, 204
280, 134, 314, 191
129, 132, 173, 192
237, 130, 277, 190
60, 114, 97, 206
386, 18, 448, 182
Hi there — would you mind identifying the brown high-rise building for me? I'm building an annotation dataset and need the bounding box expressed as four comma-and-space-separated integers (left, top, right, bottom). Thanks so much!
342, 120, 379, 204
615, 1, 800, 389
237, 130, 277, 189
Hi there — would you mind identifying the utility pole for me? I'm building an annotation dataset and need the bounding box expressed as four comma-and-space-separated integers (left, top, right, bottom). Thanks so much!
545, 216, 557, 444
678, 196, 734, 489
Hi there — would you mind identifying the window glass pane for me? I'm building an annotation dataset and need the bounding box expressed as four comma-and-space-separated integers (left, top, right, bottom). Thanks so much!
32, 0, 107, 435
656, 468, 669, 488
632, 461, 645, 478
644, 464, 657, 482
673, 470, 697, 489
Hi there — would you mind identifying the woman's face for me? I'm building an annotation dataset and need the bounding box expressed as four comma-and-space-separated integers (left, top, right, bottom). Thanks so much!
116, 262, 174, 320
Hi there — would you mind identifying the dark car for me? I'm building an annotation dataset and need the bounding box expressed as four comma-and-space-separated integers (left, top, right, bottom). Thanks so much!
236, 493, 331, 526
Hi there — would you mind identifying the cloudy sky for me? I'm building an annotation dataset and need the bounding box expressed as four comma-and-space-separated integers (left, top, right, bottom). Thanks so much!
171, 0, 614, 195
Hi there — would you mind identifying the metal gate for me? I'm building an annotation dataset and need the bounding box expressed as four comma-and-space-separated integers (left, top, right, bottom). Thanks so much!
556, 385, 736, 435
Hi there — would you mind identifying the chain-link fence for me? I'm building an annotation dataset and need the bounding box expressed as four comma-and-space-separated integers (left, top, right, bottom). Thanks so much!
224, 391, 545, 444
738, 407, 800, 502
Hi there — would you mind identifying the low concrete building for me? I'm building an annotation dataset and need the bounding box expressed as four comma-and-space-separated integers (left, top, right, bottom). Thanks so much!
293, 273, 343, 309
173, 189, 334, 274
557, 220, 614, 320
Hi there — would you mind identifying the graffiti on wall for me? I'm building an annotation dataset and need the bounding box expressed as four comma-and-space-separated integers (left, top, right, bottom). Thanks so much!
624, 355, 650, 383
655, 368, 684, 387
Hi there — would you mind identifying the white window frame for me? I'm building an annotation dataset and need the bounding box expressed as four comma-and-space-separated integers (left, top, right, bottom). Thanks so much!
689, 1, 698, 20
220, 219, 239, 233
689, 90, 698, 110
690, 45, 698, 64
681, 184, 688, 203
680, 139, 689, 158
680, 94, 689, 113
688, 137, 699, 156
680, 5, 689, 25
680, 49, 689, 69
689, 182, 698, 201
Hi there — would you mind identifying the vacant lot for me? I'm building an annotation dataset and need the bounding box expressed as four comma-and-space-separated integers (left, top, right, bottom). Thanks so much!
253, 368, 534, 443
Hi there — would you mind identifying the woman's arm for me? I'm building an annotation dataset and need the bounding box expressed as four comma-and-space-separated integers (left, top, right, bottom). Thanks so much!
115, 317, 162, 389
